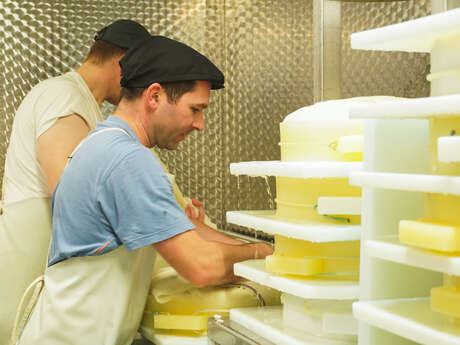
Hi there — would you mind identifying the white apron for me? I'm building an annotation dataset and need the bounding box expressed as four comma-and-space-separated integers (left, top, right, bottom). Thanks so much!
17, 245, 155, 345
12, 127, 157, 345
0, 197, 52, 345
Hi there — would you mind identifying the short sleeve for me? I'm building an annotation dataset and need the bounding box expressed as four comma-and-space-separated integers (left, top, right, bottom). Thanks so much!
97, 147, 194, 250
34, 81, 93, 138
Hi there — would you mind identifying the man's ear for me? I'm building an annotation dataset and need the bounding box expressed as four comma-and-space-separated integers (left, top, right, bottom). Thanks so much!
145, 83, 162, 109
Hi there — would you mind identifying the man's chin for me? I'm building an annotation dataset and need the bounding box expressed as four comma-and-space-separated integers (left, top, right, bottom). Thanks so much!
107, 94, 121, 106
165, 142, 180, 150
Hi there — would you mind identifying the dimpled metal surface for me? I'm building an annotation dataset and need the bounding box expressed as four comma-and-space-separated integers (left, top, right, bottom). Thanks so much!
341, 0, 431, 98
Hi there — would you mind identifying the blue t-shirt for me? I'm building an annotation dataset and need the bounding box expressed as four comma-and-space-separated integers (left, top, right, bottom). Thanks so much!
48, 116, 194, 266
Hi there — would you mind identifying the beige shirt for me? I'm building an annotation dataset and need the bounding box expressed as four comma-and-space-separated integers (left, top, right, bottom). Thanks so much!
3, 71, 103, 204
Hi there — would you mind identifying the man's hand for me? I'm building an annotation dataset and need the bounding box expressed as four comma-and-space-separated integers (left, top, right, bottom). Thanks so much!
154, 231, 273, 287
254, 242, 274, 259
184, 198, 205, 224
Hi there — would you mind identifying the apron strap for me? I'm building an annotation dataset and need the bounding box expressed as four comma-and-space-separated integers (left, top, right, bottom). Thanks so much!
10, 275, 45, 345
67, 127, 130, 163
1, 166, 6, 214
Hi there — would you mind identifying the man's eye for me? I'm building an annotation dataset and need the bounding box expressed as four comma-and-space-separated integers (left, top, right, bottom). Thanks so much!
191, 107, 199, 113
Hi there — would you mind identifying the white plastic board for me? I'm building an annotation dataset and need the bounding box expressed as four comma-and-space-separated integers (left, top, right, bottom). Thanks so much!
234, 260, 360, 300
350, 171, 460, 195
317, 197, 361, 216
351, 8, 460, 52
365, 237, 460, 276
353, 298, 460, 345
229, 161, 362, 178
349, 94, 460, 120
226, 210, 361, 242
230, 306, 357, 345
438, 136, 460, 162
140, 327, 208, 345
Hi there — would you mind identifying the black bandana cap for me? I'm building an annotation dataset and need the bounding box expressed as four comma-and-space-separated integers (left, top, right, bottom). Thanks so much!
119, 35, 224, 90
94, 19, 151, 50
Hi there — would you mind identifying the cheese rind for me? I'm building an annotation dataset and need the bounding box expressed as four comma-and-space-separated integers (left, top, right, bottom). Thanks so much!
399, 219, 460, 252
276, 177, 361, 224
266, 255, 359, 277
274, 235, 360, 257
267, 236, 360, 277
280, 97, 401, 162
266, 255, 324, 276
431, 285, 460, 319
142, 312, 210, 331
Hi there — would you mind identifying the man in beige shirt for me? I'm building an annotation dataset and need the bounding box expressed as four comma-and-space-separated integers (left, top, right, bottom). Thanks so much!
0, 19, 150, 344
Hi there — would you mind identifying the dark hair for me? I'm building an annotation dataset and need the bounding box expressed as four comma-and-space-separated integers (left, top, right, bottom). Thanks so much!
85, 40, 127, 65
120, 80, 196, 103
119, 87, 145, 101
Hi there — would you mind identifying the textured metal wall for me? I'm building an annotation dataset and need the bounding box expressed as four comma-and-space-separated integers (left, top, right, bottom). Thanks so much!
341, 0, 431, 98
0, 0, 431, 231
222, 0, 314, 229
0, 0, 313, 229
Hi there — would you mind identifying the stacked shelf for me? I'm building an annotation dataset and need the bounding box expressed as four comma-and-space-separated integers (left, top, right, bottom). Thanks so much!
234, 260, 359, 301
349, 9, 460, 344
348, 113, 460, 345
230, 306, 356, 345
353, 298, 460, 345
227, 161, 361, 345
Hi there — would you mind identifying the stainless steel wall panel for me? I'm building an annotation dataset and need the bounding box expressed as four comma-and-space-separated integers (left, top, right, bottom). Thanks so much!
222, 0, 313, 229
313, 0, 342, 102
341, 0, 431, 98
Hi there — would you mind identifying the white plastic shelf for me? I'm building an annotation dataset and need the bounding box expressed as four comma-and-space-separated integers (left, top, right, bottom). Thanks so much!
234, 260, 359, 300
226, 210, 361, 242
353, 298, 460, 345
230, 306, 356, 345
140, 327, 208, 345
349, 94, 460, 120
350, 171, 460, 195
351, 8, 460, 52
438, 136, 460, 163
229, 161, 362, 178
365, 237, 460, 276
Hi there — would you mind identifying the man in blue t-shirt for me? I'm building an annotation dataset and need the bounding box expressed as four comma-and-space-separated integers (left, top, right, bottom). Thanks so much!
18, 36, 273, 345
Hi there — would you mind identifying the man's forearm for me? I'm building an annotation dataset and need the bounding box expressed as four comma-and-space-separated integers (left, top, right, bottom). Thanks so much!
194, 222, 245, 245
154, 229, 274, 287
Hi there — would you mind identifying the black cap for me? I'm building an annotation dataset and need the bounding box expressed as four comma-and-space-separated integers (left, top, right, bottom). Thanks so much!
94, 19, 151, 50
119, 35, 224, 90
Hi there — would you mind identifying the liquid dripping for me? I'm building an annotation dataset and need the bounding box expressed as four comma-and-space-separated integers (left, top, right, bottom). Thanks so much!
236, 174, 240, 210
263, 175, 275, 210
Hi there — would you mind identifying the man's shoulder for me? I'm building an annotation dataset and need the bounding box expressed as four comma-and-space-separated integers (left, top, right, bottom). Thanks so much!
107, 142, 163, 176
34, 72, 81, 93
13, 73, 85, 119
25, 72, 85, 104
116, 141, 157, 164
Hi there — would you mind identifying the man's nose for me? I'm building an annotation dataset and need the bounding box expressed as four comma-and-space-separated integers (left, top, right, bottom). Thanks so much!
193, 114, 204, 131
